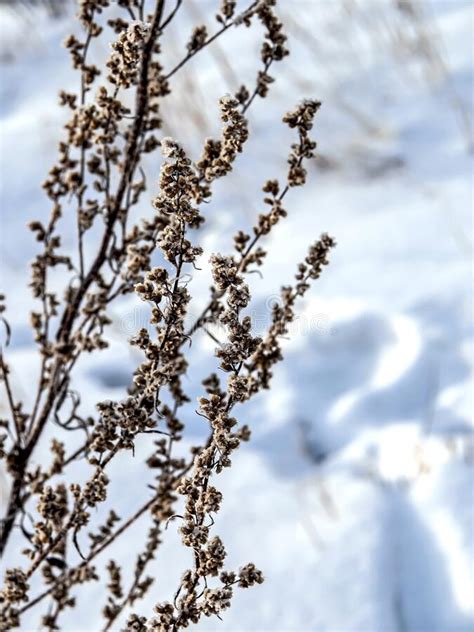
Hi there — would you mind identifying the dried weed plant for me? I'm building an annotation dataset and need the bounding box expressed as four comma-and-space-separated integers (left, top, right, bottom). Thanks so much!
0, 1, 335, 629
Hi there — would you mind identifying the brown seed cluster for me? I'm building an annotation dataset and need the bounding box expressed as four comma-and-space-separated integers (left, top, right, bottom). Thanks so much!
107, 21, 150, 88
197, 95, 249, 183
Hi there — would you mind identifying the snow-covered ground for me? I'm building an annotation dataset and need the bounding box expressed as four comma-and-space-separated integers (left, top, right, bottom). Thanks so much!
0, 1, 473, 630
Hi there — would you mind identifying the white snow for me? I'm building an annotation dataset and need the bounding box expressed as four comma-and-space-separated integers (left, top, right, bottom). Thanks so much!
0, 1, 473, 631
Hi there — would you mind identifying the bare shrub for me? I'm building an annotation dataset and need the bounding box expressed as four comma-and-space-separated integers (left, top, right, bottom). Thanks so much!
0, 1, 335, 629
